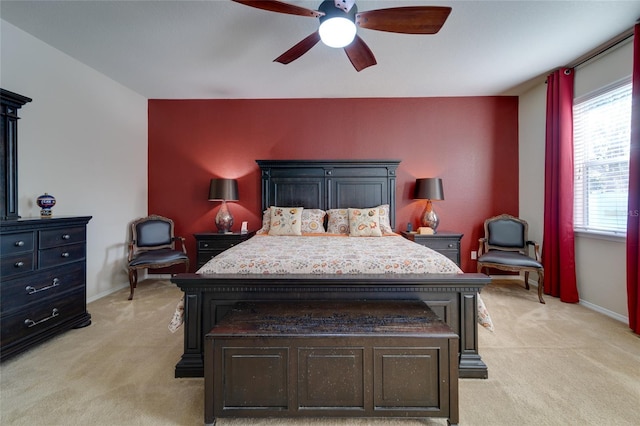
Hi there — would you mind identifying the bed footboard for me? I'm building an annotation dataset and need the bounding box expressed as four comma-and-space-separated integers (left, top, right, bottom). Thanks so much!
171, 272, 490, 379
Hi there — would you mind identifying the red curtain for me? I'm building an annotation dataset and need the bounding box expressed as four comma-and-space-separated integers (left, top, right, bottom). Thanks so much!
542, 68, 579, 303
627, 23, 640, 334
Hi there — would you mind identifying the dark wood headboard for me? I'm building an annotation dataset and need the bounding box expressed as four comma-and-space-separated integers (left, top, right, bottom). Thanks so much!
256, 160, 400, 229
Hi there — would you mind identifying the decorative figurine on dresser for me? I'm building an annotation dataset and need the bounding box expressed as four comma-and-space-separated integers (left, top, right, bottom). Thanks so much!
1, 89, 93, 361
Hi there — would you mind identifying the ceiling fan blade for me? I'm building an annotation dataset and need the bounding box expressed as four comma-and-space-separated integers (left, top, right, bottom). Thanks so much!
232, 0, 324, 18
356, 6, 452, 34
274, 31, 321, 65
343, 35, 377, 72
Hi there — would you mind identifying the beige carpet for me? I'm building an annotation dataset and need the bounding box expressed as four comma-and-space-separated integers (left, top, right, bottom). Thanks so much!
1, 278, 639, 426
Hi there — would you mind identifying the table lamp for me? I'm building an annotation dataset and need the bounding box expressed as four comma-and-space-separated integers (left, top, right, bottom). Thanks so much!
208, 178, 238, 233
414, 178, 444, 233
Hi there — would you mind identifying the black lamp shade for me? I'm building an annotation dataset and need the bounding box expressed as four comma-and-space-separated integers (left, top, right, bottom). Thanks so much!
414, 178, 444, 201
208, 179, 238, 201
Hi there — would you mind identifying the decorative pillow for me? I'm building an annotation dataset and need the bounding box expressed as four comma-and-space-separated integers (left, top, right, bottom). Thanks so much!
326, 209, 350, 234
375, 204, 393, 234
256, 209, 271, 235
477, 294, 495, 332
301, 209, 326, 233
348, 208, 382, 237
268, 207, 303, 236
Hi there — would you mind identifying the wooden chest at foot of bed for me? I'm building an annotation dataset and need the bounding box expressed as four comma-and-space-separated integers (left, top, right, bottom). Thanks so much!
204, 300, 459, 426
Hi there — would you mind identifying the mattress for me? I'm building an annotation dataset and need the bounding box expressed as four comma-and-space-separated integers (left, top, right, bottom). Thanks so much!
169, 234, 494, 332
197, 234, 462, 275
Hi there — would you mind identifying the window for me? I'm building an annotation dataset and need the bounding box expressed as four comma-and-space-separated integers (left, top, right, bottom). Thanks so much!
573, 79, 631, 236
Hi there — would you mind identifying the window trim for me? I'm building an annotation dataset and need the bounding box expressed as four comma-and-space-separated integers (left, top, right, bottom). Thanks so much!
572, 76, 632, 237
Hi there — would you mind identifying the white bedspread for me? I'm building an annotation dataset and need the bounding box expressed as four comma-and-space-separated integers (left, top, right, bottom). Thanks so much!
197, 234, 462, 275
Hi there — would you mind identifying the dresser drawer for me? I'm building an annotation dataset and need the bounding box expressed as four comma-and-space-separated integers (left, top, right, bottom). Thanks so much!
0, 231, 35, 255
1, 263, 85, 315
1, 252, 35, 278
39, 243, 86, 269
39, 226, 86, 249
0, 288, 86, 348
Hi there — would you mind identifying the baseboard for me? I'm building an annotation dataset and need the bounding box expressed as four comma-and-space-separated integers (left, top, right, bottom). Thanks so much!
489, 275, 628, 325
87, 273, 173, 304
87, 282, 129, 304
578, 299, 628, 324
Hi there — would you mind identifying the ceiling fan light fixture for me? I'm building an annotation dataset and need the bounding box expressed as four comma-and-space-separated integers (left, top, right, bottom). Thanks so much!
319, 17, 356, 48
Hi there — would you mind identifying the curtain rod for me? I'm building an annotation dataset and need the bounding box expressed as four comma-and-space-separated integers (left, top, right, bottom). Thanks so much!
566, 26, 635, 69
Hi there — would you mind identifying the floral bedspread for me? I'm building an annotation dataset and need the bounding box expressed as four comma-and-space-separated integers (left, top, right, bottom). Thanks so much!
197, 234, 462, 275
169, 235, 494, 332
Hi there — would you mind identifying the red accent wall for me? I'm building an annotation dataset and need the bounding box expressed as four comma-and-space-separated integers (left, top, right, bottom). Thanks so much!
148, 97, 518, 272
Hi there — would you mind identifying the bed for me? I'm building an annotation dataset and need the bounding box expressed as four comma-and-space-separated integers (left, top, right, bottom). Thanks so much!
171, 159, 490, 379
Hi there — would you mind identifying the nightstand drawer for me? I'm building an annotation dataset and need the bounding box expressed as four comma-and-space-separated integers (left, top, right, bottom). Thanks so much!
436, 250, 459, 265
198, 240, 241, 251
401, 231, 463, 268
194, 232, 255, 269
421, 239, 459, 250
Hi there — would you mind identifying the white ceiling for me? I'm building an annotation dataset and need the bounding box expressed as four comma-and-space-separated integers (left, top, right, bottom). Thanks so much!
1, 0, 638, 99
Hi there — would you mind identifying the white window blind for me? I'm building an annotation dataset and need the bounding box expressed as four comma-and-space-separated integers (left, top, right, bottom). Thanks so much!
573, 79, 631, 236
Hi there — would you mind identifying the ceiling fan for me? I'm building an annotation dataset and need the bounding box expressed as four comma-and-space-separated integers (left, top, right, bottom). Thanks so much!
232, 0, 451, 71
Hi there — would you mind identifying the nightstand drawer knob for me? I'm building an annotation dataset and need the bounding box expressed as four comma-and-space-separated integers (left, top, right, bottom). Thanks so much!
15, 240, 25, 247
448, 243, 455, 248
203, 243, 210, 248
62, 234, 71, 240
14, 261, 25, 268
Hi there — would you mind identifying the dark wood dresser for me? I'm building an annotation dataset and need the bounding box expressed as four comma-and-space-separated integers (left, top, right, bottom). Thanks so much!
1, 216, 92, 361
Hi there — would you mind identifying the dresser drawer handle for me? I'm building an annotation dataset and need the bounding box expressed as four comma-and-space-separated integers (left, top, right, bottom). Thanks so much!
14, 261, 25, 268
15, 240, 25, 247
25, 278, 60, 295
24, 308, 59, 328
61, 252, 70, 258
448, 243, 455, 248
203, 243, 210, 248
62, 234, 71, 240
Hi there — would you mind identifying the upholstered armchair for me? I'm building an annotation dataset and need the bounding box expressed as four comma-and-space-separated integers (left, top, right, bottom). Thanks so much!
477, 214, 545, 303
127, 215, 189, 300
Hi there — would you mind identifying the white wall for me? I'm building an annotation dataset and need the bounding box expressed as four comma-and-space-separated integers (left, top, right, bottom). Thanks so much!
518, 40, 633, 321
1, 20, 148, 301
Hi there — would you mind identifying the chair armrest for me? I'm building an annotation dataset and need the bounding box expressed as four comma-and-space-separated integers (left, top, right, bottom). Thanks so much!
127, 240, 136, 262
526, 240, 541, 261
478, 238, 486, 257
173, 236, 188, 254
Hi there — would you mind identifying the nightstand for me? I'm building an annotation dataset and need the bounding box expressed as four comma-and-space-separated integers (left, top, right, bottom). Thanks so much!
401, 231, 463, 267
194, 232, 255, 269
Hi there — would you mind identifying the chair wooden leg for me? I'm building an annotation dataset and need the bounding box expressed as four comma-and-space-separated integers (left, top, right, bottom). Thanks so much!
128, 269, 137, 300
537, 270, 545, 304
524, 272, 530, 289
